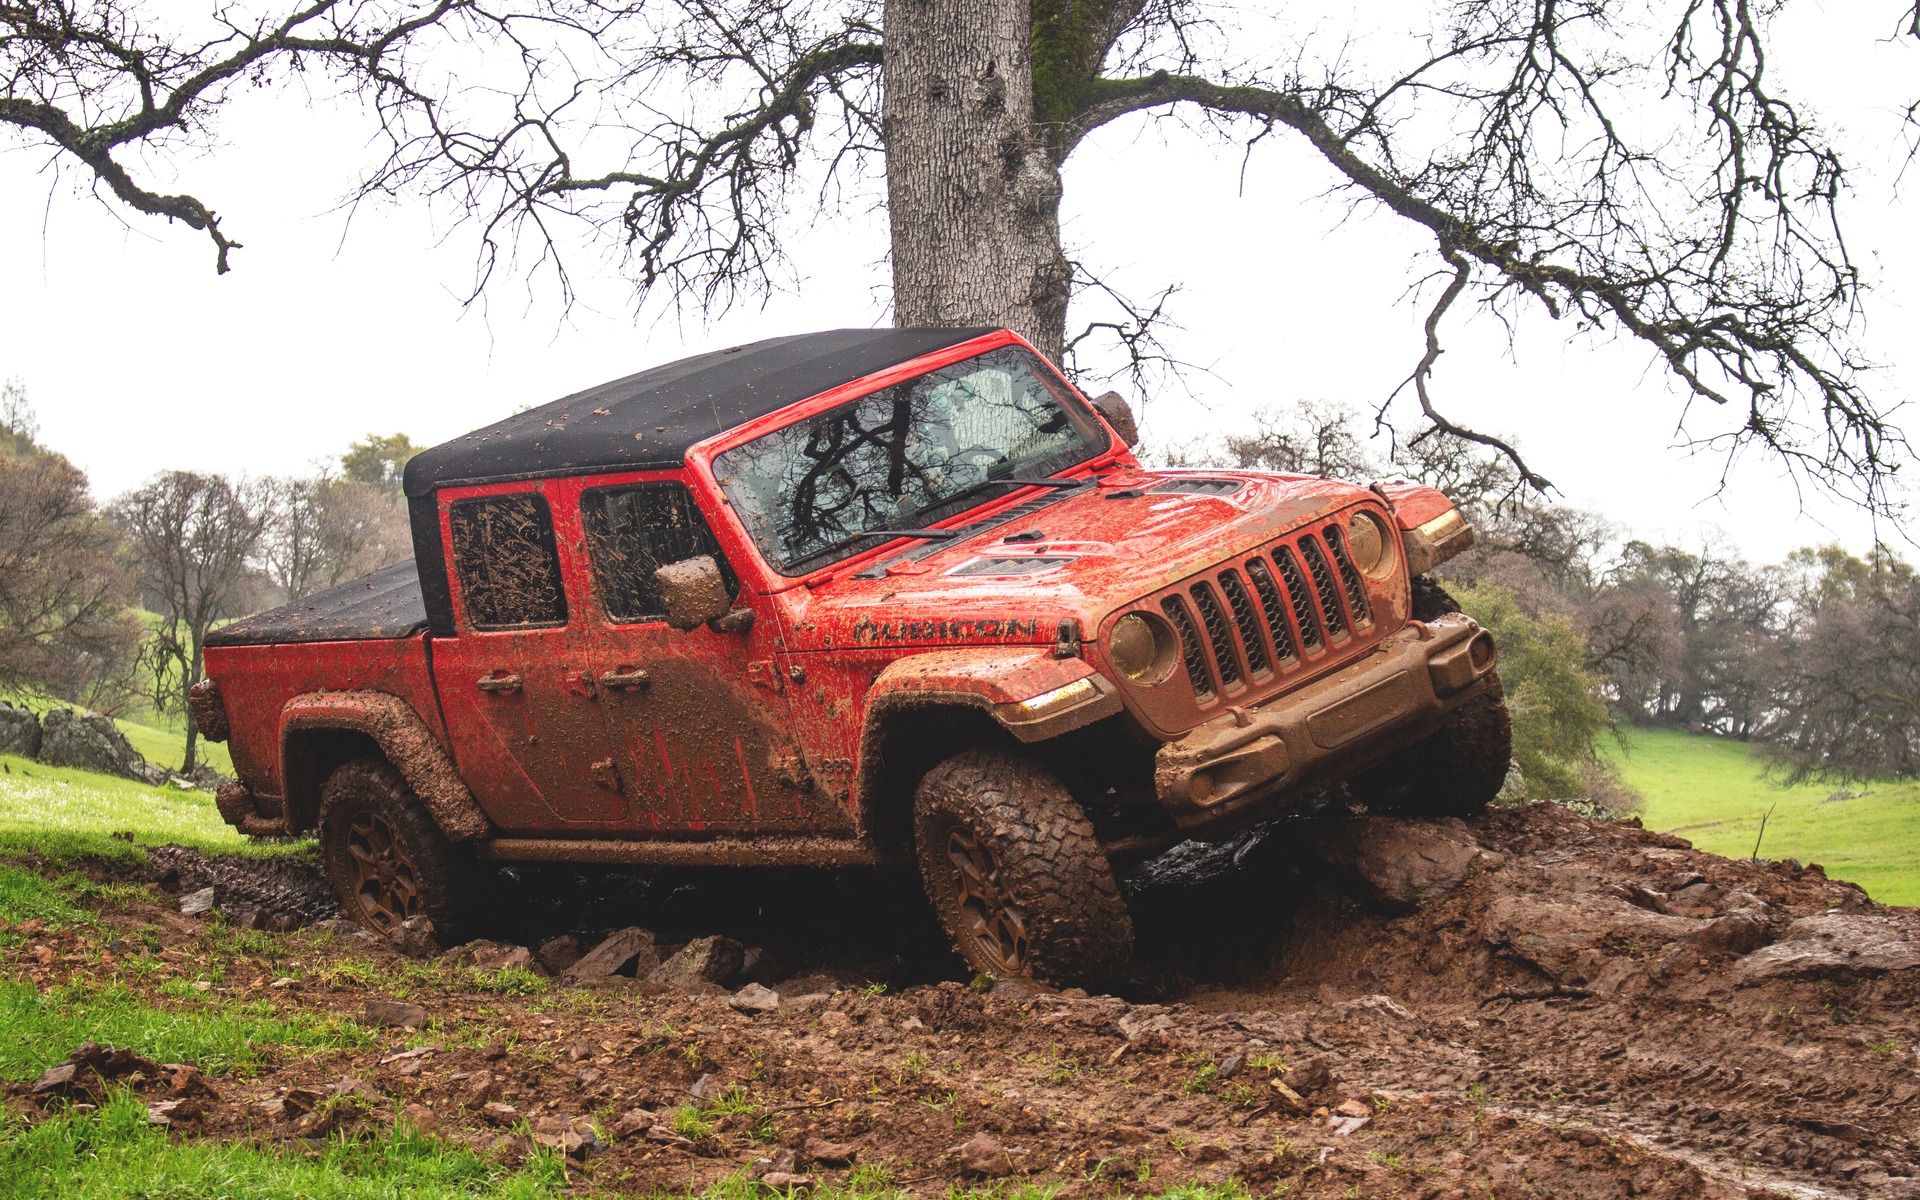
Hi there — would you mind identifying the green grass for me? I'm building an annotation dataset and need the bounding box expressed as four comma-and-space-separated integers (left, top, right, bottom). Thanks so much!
1604, 727, 1920, 907
0, 1092, 568, 1199
0, 753, 299, 862
114, 714, 233, 778
0, 977, 374, 1082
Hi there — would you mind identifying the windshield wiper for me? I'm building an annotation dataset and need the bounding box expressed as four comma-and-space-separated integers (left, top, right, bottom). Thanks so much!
929, 473, 1093, 517
787, 527, 963, 573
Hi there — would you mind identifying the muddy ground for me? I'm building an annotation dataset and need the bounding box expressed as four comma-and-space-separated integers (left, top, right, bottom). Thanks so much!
7, 802, 1918, 1199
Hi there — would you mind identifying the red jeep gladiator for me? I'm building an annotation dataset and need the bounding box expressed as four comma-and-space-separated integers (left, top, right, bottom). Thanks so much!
195, 327, 1505, 985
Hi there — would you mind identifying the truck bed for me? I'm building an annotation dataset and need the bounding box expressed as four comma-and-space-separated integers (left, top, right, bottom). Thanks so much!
206, 561, 427, 648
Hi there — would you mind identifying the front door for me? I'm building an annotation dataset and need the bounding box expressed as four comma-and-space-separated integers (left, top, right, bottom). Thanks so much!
562, 474, 835, 834
429, 484, 631, 833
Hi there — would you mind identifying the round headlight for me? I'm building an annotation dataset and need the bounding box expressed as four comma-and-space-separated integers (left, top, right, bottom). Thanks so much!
1347, 511, 1396, 578
1108, 613, 1175, 685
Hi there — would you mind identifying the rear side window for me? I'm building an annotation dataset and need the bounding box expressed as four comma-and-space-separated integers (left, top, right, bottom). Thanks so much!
447, 493, 569, 630
581, 483, 737, 623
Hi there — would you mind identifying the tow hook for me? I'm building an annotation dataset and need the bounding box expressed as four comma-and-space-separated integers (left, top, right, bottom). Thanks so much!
1053, 618, 1082, 659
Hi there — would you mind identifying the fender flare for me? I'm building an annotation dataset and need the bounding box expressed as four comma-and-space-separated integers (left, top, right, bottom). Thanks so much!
280, 690, 491, 842
862, 647, 1121, 743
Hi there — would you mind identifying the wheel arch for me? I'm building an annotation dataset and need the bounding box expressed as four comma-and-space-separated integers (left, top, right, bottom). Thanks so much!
851, 648, 1122, 855
280, 691, 491, 842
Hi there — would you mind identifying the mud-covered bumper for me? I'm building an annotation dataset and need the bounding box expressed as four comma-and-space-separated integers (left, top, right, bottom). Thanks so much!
1153, 613, 1496, 829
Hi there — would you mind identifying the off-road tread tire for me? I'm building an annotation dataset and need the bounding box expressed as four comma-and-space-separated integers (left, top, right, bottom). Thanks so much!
1410, 573, 1461, 623
913, 748, 1133, 987
1350, 675, 1513, 818
319, 758, 472, 938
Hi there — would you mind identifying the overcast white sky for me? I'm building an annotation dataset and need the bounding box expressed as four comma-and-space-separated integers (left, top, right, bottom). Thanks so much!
1, 1, 1913, 565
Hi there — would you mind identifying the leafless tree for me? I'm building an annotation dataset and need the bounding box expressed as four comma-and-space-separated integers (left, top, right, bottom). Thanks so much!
265, 475, 412, 601
2, 1, 1908, 509
113, 471, 273, 771
0, 398, 140, 710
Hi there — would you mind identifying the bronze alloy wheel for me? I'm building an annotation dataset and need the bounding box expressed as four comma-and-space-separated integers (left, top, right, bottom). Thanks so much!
319, 758, 473, 939
912, 747, 1133, 986
943, 823, 1029, 974
343, 809, 422, 931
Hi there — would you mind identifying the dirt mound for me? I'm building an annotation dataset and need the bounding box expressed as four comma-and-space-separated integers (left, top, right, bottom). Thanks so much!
41, 802, 1912, 1198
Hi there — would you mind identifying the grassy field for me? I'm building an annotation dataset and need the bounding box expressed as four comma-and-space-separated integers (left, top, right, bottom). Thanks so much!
0, 754, 284, 862
1604, 727, 1920, 907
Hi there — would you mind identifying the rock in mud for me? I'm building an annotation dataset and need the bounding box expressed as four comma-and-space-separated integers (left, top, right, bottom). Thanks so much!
953, 1131, 1012, 1177
1483, 892, 1697, 986
390, 916, 439, 959
728, 983, 781, 1013
400, 1103, 438, 1134
610, 1108, 656, 1141
760, 1172, 815, 1191
1733, 912, 1920, 982
362, 999, 428, 1029
562, 926, 658, 982
536, 935, 583, 976
179, 886, 217, 918
650, 935, 746, 990
482, 1101, 519, 1126
1305, 815, 1496, 911
444, 939, 536, 973
1687, 907, 1773, 955
0, 702, 40, 757
804, 1137, 856, 1166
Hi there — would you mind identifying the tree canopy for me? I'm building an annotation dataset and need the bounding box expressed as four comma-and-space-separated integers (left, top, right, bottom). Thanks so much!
3, 1, 1915, 506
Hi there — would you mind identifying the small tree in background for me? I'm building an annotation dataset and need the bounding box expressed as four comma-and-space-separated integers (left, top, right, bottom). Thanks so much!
114, 472, 273, 772
339, 434, 423, 493
265, 475, 412, 601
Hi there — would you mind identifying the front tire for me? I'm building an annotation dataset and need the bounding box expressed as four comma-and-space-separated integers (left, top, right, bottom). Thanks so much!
319, 759, 471, 937
913, 748, 1132, 987
1349, 677, 1513, 818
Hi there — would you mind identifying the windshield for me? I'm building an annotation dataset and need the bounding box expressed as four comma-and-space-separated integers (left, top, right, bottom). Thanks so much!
712, 346, 1107, 574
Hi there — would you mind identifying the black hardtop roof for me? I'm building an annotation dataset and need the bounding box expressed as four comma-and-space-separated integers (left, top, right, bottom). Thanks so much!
402, 327, 999, 498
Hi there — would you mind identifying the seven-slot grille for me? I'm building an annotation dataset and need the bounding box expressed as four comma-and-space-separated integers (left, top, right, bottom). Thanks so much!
1155, 519, 1379, 703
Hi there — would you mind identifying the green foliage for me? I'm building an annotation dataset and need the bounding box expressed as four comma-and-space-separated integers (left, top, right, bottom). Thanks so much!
0, 978, 373, 1081
1449, 581, 1613, 799
339, 433, 423, 492
1605, 727, 1920, 906
0, 1091, 567, 1198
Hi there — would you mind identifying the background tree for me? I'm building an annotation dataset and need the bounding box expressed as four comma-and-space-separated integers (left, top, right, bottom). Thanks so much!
0, 384, 140, 710
1, 1, 1910, 506
338, 434, 423, 493
265, 475, 412, 601
113, 472, 272, 772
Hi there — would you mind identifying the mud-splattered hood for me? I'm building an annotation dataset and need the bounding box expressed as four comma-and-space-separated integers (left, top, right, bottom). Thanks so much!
785, 469, 1383, 651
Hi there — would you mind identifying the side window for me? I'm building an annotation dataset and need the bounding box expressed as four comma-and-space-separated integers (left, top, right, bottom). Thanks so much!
581, 483, 738, 623
447, 493, 569, 630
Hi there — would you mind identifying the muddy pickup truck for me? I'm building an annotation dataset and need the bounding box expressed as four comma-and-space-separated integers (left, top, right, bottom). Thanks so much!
193, 327, 1506, 984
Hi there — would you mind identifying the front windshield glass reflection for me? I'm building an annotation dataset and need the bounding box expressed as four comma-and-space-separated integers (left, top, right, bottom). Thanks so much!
711, 346, 1105, 574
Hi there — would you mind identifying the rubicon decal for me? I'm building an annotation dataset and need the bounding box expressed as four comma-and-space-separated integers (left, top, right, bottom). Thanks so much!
852, 617, 1045, 643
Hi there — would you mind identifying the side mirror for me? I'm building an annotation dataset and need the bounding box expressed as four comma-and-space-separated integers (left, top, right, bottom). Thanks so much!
654, 556, 747, 632
1089, 391, 1140, 448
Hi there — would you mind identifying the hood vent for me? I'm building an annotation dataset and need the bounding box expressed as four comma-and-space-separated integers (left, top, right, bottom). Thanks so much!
1149, 478, 1243, 496
948, 557, 1075, 577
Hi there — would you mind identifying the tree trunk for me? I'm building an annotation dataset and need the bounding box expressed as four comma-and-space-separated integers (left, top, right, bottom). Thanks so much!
181, 638, 202, 774
883, 0, 1071, 360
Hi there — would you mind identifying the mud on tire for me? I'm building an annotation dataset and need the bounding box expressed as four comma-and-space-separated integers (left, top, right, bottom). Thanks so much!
319, 759, 473, 938
913, 748, 1133, 987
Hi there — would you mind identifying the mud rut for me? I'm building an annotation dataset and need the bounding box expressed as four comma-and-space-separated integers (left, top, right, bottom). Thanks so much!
16, 802, 1919, 1200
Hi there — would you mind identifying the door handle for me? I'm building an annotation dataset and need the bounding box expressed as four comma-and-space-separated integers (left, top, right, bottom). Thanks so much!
599, 667, 651, 690
476, 673, 523, 694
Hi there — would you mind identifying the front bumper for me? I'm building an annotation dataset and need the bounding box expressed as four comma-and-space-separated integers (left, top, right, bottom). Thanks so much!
1153, 613, 1496, 829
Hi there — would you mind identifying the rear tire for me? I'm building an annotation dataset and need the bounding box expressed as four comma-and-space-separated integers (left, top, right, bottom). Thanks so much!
913, 748, 1132, 987
319, 759, 472, 937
